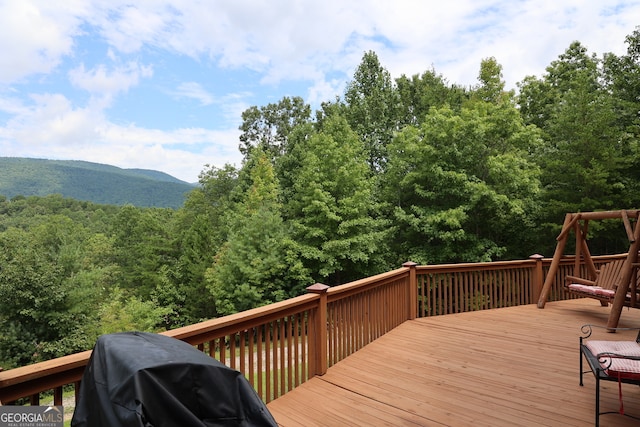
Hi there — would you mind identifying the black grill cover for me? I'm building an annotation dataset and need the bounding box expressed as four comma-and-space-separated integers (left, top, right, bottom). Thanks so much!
71, 331, 278, 427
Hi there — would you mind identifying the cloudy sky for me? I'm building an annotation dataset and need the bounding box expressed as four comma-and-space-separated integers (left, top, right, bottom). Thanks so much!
0, 1, 638, 183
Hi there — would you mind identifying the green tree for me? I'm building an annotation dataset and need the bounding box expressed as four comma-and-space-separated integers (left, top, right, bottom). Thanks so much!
206, 150, 309, 315
110, 206, 175, 299
282, 115, 391, 283
518, 41, 630, 251
164, 164, 239, 323
383, 99, 542, 264
0, 220, 98, 368
95, 287, 173, 335
518, 42, 599, 132
395, 69, 468, 126
344, 51, 400, 172
239, 96, 311, 162
473, 57, 512, 104
602, 27, 640, 210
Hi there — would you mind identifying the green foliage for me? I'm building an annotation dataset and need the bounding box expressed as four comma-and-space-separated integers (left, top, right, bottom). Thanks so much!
110, 206, 175, 299
206, 150, 310, 315
602, 26, 640, 217
95, 287, 173, 335
167, 185, 225, 323
0, 196, 185, 369
0, 223, 98, 368
383, 99, 542, 263
517, 39, 640, 251
344, 51, 400, 172
474, 57, 510, 104
238, 96, 312, 162
395, 69, 469, 126
282, 115, 391, 283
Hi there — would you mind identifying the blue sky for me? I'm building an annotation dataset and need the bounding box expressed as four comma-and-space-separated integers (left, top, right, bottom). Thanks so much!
0, 1, 638, 183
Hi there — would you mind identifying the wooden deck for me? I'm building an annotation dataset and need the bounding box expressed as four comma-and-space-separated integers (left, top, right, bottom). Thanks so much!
267, 299, 640, 426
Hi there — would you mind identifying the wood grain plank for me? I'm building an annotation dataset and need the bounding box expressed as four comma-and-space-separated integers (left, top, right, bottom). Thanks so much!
268, 299, 640, 426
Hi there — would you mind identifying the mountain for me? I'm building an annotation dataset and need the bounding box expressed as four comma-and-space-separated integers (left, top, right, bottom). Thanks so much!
0, 158, 196, 208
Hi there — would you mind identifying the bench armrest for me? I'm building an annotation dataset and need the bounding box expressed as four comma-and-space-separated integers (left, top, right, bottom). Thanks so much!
567, 276, 596, 286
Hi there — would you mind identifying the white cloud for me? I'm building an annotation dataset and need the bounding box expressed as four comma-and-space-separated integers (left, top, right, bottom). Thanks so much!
69, 62, 153, 95
88, 1, 176, 54
0, 0, 87, 83
4, 1, 639, 89
307, 78, 344, 107
4, 93, 103, 147
173, 82, 215, 106
91, 124, 243, 182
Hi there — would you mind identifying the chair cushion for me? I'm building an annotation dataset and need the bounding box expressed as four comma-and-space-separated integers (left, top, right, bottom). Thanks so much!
568, 283, 633, 299
585, 340, 640, 380
594, 288, 617, 298
568, 284, 602, 294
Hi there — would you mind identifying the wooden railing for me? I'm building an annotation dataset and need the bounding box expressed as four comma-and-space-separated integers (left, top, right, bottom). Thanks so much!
0, 254, 625, 410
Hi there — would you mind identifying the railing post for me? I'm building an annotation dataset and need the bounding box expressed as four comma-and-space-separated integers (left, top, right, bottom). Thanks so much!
403, 261, 418, 320
529, 254, 544, 304
307, 283, 330, 376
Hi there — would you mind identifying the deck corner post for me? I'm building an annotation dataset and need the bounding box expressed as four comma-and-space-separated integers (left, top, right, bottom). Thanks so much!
529, 254, 544, 304
307, 283, 330, 376
403, 261, 418, 320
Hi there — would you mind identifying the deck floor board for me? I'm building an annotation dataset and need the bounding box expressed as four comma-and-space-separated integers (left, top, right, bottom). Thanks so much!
267, 299, 640, 426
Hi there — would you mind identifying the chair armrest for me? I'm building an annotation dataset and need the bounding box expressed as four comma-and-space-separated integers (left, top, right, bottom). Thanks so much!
567, 276, 596, 286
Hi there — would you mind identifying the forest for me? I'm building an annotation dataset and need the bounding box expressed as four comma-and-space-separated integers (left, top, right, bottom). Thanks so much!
1, 28, 640, 370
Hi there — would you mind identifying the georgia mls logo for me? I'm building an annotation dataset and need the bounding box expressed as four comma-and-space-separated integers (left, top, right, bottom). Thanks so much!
0, 405, 63, 427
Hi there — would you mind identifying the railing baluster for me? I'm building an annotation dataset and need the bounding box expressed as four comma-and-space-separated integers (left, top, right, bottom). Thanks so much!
219, 337, 226, 365
248, 328, 255, 390
278, 318, 285, 399
286, 316, 293, 393
54, 386, 63, 406
293, 314, 300, 388
239, 330, 246, 376
257, 326, 263, 401
266, 321, 272, 403
229, 332, 237, 371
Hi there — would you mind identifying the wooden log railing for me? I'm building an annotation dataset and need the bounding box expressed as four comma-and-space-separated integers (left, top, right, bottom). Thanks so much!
0, 254, 625, 410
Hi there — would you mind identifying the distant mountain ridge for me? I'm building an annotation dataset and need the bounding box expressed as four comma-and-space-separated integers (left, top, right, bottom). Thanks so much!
0, 157, 196, 208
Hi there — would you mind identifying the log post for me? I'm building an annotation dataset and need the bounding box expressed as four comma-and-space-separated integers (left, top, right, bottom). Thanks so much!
608, 216, 640, 330
538, 213, 573, 308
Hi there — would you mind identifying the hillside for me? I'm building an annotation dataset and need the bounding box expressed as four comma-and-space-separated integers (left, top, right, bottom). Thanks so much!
0, 158, 196, 208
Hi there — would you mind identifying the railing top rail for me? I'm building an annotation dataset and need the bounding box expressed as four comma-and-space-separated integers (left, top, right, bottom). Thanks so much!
555, 253, 628, 263
0, 350, 91, 390
414, 254, 627, 274
416, 259, 537, 273
165, 293, 319, 343
326, 267, 409, 301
